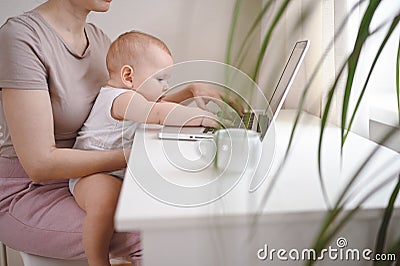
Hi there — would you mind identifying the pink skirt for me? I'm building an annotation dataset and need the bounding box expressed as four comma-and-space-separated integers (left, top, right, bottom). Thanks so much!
0, 157, 142, 264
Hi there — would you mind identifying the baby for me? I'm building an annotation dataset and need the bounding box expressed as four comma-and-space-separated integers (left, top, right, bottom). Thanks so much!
69, 31, 216, 265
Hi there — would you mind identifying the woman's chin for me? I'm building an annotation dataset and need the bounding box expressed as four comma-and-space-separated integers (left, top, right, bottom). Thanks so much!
93, 2, 111, 12
94, 7, 111, 12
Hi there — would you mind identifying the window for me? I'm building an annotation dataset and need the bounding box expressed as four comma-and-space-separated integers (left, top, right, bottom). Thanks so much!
366, 0, 400, 127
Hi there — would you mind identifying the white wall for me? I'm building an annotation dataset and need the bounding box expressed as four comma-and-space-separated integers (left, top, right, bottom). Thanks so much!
0, 0, 44, 18
88, 0, 238, 63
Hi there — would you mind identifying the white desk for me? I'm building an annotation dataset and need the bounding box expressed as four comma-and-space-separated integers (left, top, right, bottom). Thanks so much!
115, 110, 400, 266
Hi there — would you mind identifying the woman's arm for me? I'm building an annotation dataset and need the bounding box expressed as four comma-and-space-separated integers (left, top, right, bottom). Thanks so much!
162, 83, 245, 115
112, 91, 217, 127
162, 83, 219, 109
161, 85, 194, 104
2, 89, 126, 183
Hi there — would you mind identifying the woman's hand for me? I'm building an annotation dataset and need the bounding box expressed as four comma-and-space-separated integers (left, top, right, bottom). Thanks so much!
161, 82, 246, 126
186, 83, 246, 116
186, 83, 223, 110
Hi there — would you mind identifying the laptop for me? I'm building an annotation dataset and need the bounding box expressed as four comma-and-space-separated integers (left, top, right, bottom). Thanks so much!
158, 40, 310, 141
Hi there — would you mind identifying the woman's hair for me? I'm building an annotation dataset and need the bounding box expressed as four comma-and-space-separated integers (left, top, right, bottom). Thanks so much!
106, 31, 171, 75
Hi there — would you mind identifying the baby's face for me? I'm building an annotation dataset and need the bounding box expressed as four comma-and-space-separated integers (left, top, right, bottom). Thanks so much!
133, 46, 173, 102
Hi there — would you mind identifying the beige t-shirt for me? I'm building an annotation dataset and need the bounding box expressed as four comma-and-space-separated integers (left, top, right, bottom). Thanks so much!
0, 10, 111, 158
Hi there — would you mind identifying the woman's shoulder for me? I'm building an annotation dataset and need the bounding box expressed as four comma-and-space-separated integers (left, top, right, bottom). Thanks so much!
0, 11, 44, 65
0, 11, 40, 39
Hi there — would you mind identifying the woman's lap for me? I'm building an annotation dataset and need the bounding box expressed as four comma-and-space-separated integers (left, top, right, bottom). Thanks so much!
0, 157, 142, 262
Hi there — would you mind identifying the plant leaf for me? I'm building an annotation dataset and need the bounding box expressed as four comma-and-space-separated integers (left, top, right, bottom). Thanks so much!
341, 0, 381, 149
344, 15, 400, 143
251, 0, 292, 81
310, 127, 399, 263
232, 0, 276, 68
288, 0, 364, 208
374, 176, 400, 262
316, 171, 399, 261
255, 0, 364, 219
397, 31, 400, 125
225, 0, 242, 65
386, 235, 400, 263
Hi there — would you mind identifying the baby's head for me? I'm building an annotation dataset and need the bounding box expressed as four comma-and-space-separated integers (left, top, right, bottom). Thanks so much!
106, 31, 173, 101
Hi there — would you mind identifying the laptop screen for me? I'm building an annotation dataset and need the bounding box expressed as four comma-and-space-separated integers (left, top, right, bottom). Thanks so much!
268, 40, 309, 117
259, 40, 309, 140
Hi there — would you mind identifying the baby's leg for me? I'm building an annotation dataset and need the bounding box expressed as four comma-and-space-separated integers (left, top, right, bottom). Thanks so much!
73, 173, 122, 266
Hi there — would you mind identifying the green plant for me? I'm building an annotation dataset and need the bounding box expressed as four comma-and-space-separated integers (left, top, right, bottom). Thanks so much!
225, 0, 400, 264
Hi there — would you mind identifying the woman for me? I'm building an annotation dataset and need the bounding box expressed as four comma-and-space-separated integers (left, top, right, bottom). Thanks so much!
0, 0, 143, 263
0, 0, 222, 263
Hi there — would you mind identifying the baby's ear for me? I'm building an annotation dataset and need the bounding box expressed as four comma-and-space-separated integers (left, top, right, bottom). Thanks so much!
121, 65, 134, 88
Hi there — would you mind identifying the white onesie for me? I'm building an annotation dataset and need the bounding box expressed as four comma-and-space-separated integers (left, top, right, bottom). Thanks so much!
69, 86, 139, 194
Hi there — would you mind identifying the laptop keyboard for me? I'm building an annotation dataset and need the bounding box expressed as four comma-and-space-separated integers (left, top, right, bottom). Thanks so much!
241, 112, 255, 129
203, 127, 215, 134
203, 112, 256, 134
